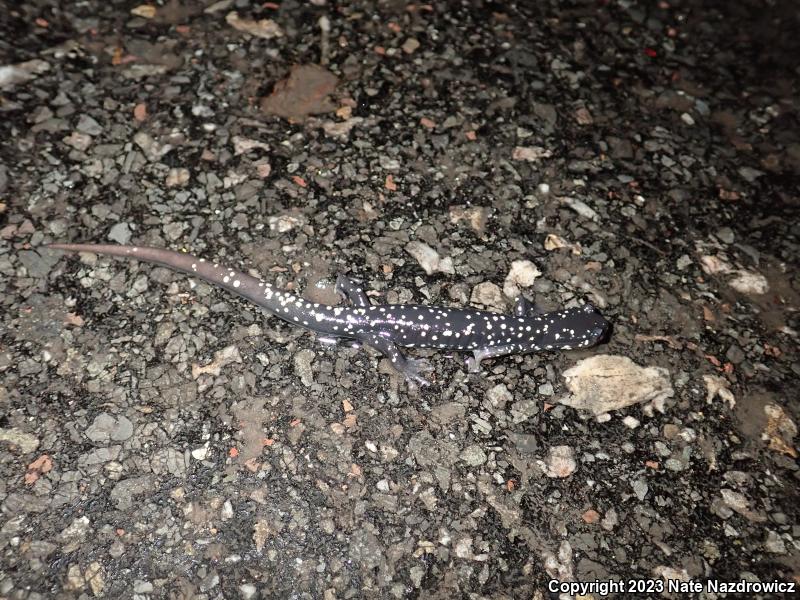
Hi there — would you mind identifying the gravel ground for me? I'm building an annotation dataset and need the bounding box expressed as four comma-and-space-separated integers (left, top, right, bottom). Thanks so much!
1, 0, 799, 598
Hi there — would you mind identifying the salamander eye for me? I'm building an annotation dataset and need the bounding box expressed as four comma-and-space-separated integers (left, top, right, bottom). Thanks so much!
590, 325, 610, 343
583, 303, 597, 314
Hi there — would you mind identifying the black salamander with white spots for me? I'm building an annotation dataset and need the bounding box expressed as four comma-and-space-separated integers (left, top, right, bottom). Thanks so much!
47, 243, 611, 386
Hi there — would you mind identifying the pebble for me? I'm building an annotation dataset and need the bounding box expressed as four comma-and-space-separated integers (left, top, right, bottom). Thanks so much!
716, 227, 735, 244
17, 250, 61, 278
470, 282, 505, 312
676, 255, 692, 270
726, 344, 745, 364
0, 428, 40, 453
76, 114, 103, 136
560, 355, 674, 416
402, 38, 420, 54
512, 146, 552, 161
486, 383, 512, 409
191, 445, 209, 460
632, 479, 648, 500
540, 445, 576, 478
133, 581, 154, 594
459, 444, 488, 467
503, 259, 541, 299
622, 415, 640, 429
293, 349, 316, 386
738, 166, 764, 182
85, 413, 134, 443
404, 241, 455, 275
165, 167, 190, 187
728, 270, 769, 294
764, 531, 786, 554
63, 131, 93, 151
108, 222, 132, 244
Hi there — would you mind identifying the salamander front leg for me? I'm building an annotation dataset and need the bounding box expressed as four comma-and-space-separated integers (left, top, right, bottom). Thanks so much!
514, 296, 546, 316
335, 275, 370, 307
356, 333, 432, 386
467, 344, 518, 373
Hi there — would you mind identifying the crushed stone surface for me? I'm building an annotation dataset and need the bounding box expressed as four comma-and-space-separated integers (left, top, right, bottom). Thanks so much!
1, 0, 798, 598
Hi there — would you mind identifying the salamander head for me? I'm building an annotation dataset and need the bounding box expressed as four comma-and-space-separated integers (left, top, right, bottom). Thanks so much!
531, 303, 611, 351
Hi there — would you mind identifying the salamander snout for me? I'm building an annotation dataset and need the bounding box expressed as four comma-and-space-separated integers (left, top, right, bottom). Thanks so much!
590, 323, 611, 344
586, 309, 612, 345
569, 304, 612, 348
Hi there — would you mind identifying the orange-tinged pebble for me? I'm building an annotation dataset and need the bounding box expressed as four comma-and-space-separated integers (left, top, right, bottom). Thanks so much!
28, 455, 52, 473
133, 103, 148, 122
582, 509, 601, 523
229, 447, 239, 458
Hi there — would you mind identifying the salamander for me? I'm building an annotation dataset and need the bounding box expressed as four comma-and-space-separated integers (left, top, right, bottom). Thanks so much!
46, 243, 611, 386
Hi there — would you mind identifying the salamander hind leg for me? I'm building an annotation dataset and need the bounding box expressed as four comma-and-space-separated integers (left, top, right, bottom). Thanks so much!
335, 275, 370, 307
357, 333, 432, 386
467, 344, 518, 373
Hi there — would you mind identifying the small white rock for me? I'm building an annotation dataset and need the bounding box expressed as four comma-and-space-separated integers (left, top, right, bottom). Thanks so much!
191, 446, 209, 460
405, 241, 455, 275
540, 445, 576, 478
622, 415, 640, 429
